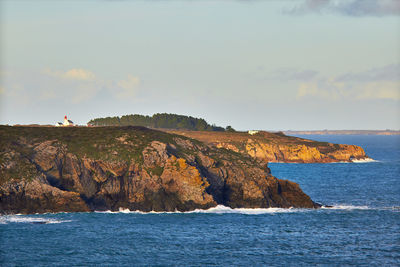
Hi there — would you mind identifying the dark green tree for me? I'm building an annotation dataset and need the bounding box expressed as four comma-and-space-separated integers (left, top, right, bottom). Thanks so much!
226, 126, 236, 132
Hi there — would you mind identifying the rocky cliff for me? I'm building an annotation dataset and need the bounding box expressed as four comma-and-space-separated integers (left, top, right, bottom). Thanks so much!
0, 126, 319, 214
165, 130, 368, 163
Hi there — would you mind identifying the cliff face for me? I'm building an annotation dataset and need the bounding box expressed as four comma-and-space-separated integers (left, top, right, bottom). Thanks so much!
166, 130, 368, 163
0, 126, 319, 214
238, 140, 366, 163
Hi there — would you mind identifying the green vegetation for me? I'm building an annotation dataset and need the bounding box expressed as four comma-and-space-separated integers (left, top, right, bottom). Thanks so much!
146, 166, 164, 176
225, 126, 236, 132
88, 113, 228, 131
0, 126, 175, 164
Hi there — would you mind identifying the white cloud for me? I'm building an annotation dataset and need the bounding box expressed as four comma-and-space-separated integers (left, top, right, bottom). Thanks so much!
41, 68, 142, 102
285, 0, 400, 17
2, 83, 31, 105
71, 83, 100, 104
336, 64, 400, 82
296, 64, 400, 101
43, 68, 96, 81
2, 68, 141, 106
0, 70, 12, 79
64, 69, 96, 81
297, 78, 343, 100
357, 81, 400, 100
270, 68, 319, 81
40, 88, 57, 100
115, 75, 140, 99
41, 68, 101, 103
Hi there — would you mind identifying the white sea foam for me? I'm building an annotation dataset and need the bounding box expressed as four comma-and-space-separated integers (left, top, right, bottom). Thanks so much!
96, 205, 309, 215
2, 205, 392, 218
118, 207, 131, 213
0, 215, 72, 224
96, 204, 400, 214
324, 205, 400, 211
96, 209, 185, 214
351, 158, 378, 163
188, 205, 303, 214
270, 158, 379, 164
322, 205, 370, 210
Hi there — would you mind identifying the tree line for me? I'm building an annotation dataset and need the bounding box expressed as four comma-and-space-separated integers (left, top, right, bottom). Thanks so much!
88, 113, 236, 132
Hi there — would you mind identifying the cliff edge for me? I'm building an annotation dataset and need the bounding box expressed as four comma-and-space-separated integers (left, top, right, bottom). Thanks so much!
0, 126, 319, 214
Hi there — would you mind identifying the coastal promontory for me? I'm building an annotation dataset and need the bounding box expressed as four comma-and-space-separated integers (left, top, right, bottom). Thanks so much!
0, 126, 319, 214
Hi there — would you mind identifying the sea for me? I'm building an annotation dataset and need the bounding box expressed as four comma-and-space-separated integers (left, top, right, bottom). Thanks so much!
1, 135, 399, 266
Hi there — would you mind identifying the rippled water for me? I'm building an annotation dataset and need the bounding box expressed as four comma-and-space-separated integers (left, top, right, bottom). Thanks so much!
1, 135, 399, 266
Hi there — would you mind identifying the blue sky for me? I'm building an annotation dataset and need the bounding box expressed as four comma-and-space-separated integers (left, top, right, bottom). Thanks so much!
0, 0, 399, 130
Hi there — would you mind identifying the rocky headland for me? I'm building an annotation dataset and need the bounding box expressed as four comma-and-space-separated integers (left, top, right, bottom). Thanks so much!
0, 126, 319, 214
165, 130, 369, 163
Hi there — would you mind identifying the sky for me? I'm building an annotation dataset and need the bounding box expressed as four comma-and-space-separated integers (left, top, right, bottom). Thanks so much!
0, 0, 399, 130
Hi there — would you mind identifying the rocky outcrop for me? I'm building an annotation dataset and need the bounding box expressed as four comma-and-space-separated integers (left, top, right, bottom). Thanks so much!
0, 176, 89, 214
166, 130, 369, 163
0, 126, 319, 214
242, 139, 366, 163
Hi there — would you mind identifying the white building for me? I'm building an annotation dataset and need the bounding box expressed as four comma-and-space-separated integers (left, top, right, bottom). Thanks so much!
55, 115, 74, 127
248, 130, 259, 135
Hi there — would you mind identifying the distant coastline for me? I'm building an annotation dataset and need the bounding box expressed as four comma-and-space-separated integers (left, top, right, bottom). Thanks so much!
284, 130, 400, 136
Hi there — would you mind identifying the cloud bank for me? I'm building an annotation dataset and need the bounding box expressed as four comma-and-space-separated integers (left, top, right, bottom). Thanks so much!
271, 68, 319, 81
43, 68, 97, 81
296, 64, 400, 101
1, 68, 141, 106
285, 0, 400, 16
116, 75, 141, 99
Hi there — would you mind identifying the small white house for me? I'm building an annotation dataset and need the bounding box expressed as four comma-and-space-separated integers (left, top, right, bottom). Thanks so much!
248, 130, 259, 135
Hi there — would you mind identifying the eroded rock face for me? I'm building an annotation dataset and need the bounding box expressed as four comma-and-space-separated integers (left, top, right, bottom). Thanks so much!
0, 126, 319, 214
0, 176, 89, 214
166, 130, 369, 163
244, 141, 367, 163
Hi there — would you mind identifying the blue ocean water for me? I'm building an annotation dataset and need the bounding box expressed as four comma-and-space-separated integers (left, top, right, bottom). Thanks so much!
1, 135, 399, 266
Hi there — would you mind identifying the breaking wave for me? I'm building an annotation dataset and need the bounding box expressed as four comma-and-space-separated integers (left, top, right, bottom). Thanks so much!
322, 205, 400, 212
189, 205, 304, 214
96, 204, 397, 215
189, 205, 302, 214
3, 205, 398, 220
0, 215, 72, 224
270, 158, 378, 164
321, 205, 370, 210
94, 205, 307, 215
351, 158, 378, 163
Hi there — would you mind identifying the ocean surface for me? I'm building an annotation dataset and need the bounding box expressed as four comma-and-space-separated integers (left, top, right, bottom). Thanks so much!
1, 135, 399, 266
